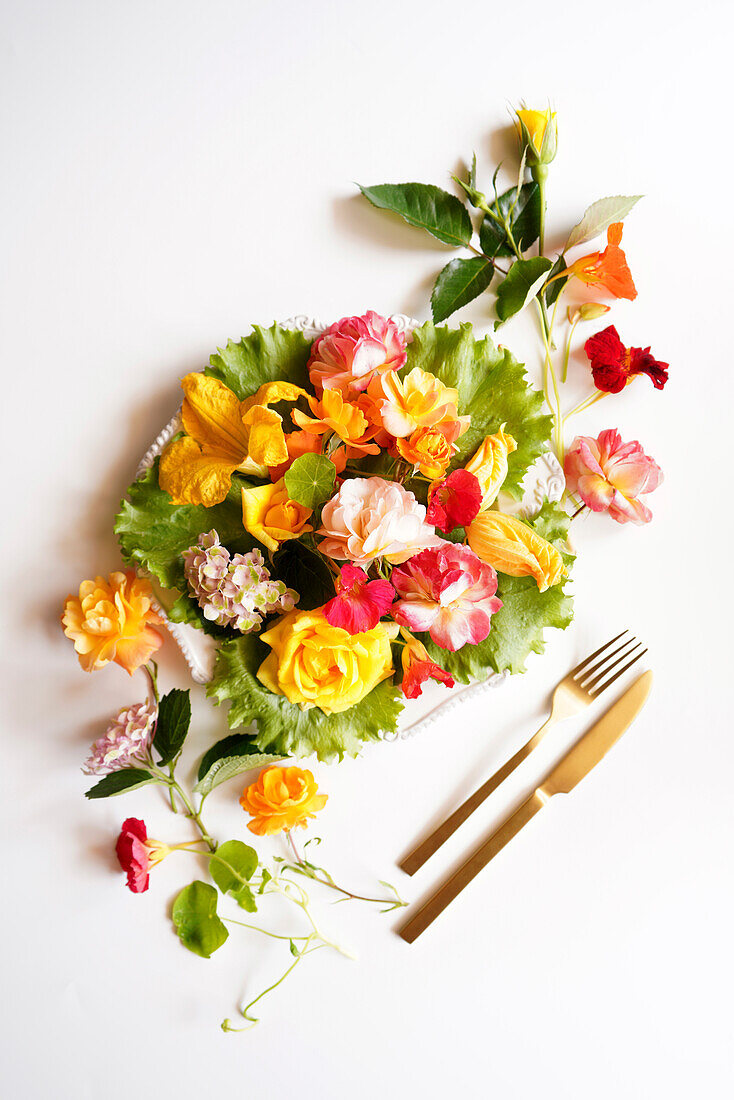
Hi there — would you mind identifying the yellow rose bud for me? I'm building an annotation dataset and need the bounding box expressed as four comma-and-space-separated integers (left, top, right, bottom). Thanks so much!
464, 427, 518, 509
241, 478, 313, 553
516, 107, 557, 167
257, 609, 397, 714
466, 510, 566, 592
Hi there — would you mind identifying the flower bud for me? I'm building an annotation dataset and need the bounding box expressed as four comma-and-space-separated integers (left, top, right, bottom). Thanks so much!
515, 107, 557, 168
578, 303, 611, 321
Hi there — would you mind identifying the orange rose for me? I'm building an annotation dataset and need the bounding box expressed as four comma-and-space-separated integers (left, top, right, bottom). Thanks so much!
395, 427, 453, 478
62, 571, 164, 675
239, 766, 328, 836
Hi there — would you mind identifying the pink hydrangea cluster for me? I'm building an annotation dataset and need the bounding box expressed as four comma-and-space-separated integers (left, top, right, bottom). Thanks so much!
82, 701, 155, 775
183, 531, 297, 631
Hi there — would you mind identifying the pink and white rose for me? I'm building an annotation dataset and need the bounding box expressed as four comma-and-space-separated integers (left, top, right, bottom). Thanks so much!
391, 543, 502, 651
564, 429, 663, 525
307, 311, 407, 395
318, 476, 442, 566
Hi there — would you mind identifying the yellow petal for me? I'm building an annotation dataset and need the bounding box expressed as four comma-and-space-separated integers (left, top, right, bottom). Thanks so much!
241, 480, 312, 553
240, 380, 307, 413
465, 427, 518, 509
240, 405, 289, 469
180, 373, 249, 462
466, 510, 565, 592
159, 436, 237, 506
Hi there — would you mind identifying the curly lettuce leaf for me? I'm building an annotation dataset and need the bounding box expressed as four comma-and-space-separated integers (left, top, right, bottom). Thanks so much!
205, 324, 313, 400
207, 633, 404, 762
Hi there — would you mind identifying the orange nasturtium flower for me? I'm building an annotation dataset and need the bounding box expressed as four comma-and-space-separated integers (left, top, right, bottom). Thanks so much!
62, 571, 164, 675
564, 222, 637, 300
293, 389, 380, 457
240, 766, 328, 836
158, 374, 306, 507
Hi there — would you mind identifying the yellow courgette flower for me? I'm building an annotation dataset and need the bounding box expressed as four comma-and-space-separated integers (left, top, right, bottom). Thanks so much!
159, 375, 306, 506
465, 426, 517, 509
466, 510, 566, 592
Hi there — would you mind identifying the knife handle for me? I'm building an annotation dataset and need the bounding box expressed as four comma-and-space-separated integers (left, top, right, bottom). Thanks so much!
397, 789, 548, 944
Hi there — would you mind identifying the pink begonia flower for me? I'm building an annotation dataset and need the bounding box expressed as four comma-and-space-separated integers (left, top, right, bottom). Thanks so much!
324, 563, 395, 634
391, 543, 502, 651
318, 476, 442, 567
564, 429, 663, 525
307, 312, 408, 395
115, 818, 171, 894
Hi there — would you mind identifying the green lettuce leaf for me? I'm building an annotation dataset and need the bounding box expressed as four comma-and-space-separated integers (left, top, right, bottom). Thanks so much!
205, 324, 312, 400
206, 633, 404, 762
405, 322, 552, 497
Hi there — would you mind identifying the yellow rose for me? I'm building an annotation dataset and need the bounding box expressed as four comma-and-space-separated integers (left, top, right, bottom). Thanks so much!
257, 609, 397, 714
465, 426, 517, 509
239, 766, 328, 836
466, 510, 566, 592
241, 478, 313, 553
516, 107, 557, 166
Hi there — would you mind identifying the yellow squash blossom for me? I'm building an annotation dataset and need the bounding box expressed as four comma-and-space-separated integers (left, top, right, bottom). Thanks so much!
241, 478, 313, 553
466, 511, 566, 592
239, 766, 327, 836
62, 572, 164, 674
465, 426, 518, 509
159, 374, 305, 506
257, 609, 397, 714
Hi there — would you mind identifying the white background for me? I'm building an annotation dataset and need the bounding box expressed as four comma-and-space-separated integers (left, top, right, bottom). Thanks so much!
2, 1, 733, 1096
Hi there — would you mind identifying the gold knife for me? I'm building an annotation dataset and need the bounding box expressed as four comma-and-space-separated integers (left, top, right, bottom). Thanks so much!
398, 669, 653, 944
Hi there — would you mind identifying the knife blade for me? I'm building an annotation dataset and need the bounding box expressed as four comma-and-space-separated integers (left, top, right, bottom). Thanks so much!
398, 669, 653, 944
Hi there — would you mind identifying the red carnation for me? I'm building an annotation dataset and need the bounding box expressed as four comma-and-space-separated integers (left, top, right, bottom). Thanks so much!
585, 326, 668, 394
324, 563, 395, 634
426, 469, 483, 533
115, 817, 153, 893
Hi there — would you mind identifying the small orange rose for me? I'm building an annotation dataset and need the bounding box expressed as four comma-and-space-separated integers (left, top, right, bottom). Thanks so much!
239, 766, 328, 836
62, 571, 164, 675
395, 426, 453, 478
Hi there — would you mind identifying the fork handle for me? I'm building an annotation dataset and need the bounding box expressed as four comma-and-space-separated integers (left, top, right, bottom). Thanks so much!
398, 714, 556, 876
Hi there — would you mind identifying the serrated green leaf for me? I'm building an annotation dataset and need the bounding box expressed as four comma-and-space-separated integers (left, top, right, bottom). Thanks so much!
495, 258, 553, 326
404, 322, 552, 497
544, 255, 568, 307
195, 734, 280, 796
172, 881, 229, 958
565, 195, 643, 251
205, 323, 312, 400
84, 768, 154, 800
271, 541, 335, 611
209, 840, 259, 911
431, 257, 494, 323
284, 453, 336, 508
358, 182, 472, 247
207, 634, 404, 762
153, 688, 191, 766
479, 183, 541, 259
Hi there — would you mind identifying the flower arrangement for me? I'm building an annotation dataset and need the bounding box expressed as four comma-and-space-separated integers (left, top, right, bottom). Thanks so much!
62, 102, 666, 1030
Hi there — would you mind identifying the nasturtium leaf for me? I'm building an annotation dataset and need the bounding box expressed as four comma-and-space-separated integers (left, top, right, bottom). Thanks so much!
544, 255, 568, 307
478, 183, 541, 259
207, 633, 404, 762
358, 182, 473, 247
195, 734, 280, 796
284, 453, 336, 508
495, 258, 553, 326
172, 881, 229, 958
565, 195, 643, 251
209, 840, 259, 911
431, 257, 494, 323
404, 322, 552, 497
205, 324, 312, 400
153, 688, 191, 766
115, 461, 254, 591
272, 540, 335, 611
84, 768, 154, 800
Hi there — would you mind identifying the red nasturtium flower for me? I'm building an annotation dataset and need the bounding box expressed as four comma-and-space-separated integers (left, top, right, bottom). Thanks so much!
115, 818, 170, 893
426, 469, 483, 533
585, 325, 669, 394
566, 222, 637, 300
400, 630, 454, 699
323, 562, 395, 634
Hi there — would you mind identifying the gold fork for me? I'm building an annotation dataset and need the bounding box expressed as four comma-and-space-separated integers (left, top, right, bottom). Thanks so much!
399, 631, 647, 876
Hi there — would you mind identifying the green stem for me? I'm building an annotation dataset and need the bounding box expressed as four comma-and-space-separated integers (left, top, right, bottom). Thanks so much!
222, 917, 311, 943
562, 317, 580, 384
284, 833, 405, 908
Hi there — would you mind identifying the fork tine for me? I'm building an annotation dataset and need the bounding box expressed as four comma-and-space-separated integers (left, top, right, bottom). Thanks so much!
588, 646, 648, 697
578, 637, 638, 686
570, 629, 628, 678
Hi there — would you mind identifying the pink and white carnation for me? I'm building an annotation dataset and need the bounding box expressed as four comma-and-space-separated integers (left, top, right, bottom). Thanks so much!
391, 543, 502, 651
318, 476, 442, 567
307, 311, 407, 395
564, 429, 663, 525
83, 701, 155, 775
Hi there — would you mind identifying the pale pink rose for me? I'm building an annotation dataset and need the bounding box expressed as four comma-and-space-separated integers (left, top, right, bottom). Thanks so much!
308, 312, 407, 395
565, 429, 663, 524
318, 476, 442, 566
392, 543, 502, 651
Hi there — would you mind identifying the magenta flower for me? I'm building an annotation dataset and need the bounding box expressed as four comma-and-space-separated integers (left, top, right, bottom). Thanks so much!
565, 429, 663, 524
324, 563, 395, 634
307, 312, 407, 395
115, 818, 171, 894
391, 543, 502, 651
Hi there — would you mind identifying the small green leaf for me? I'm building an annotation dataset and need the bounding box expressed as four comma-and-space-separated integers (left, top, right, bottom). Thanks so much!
289, 939, 299, 957
284, 453, 336, 508
358, 182, 473, 247
195, 734, 280, 796
153, 689, 191, 766
565, 195, 643, 251
431, 257, 494, 323
84, 768, 154, 799
172, 881, 229, 958
209, 840, 259, 910
258, 868, 272, 894
544, 255, 568, 307
495, 258, 553, 326
272, 540, 335, 611
479, 183, 541, 259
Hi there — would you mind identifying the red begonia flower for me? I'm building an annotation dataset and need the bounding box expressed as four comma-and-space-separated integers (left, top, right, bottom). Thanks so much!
585, 325, 669, 394
323, 563, 395, 634
426, 469, 483, 533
